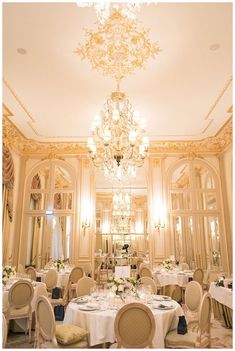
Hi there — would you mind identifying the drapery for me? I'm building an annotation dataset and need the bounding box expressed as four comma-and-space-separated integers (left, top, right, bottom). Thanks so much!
51, 216, 64, 260
2, 144, 14, 222
2, 144, 14, 264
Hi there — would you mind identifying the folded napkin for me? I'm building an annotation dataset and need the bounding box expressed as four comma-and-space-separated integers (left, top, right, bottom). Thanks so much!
177, 315, 187, 334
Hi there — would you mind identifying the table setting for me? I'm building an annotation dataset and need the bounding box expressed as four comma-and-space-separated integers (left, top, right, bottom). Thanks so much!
64, 284, 184, 347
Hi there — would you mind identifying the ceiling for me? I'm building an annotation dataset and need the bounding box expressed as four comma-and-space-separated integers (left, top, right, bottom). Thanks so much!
3, 2, 232, 144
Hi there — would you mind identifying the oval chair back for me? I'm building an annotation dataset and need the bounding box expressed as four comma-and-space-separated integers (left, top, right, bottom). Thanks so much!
198, 292, 212, 338
44, 269, 58, 290
185, 281, 203, 312
35, 296, 57, 348
139, 266, 152, 278
193, 268, 204, 285
69, 266, 84, 284
140, 277, 157, 294
181, 262, 189, 271
2, 313, 8, 348
25, 266, 37, 281
76, 277, 96, 297
8, 280, 34, 309
114, 302, 156, 348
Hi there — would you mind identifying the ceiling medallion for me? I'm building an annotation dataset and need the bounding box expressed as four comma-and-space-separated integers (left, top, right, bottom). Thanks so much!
75, 9, 161, 81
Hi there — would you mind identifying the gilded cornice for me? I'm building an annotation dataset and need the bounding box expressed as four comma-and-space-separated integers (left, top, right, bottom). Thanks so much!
3, 117, 87, 155
149, 118, 232, 154
3, 115, 232, 156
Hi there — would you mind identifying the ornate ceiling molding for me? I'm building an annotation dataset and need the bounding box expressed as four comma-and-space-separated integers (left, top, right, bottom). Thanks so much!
75, 10, 160, 81
3, 115, 232, 156
149, 117, 232, 154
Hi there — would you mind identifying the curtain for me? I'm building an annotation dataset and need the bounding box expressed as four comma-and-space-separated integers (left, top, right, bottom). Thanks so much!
2, 144, 14, 264
51, 216, 64, 260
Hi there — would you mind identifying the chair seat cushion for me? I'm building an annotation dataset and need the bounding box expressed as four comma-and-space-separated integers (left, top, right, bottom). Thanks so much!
165, 328, 197, 348
56, 324, 88, 345
58, 339, 88, 348
50, 298, 64, 306
9, 306, 30, 317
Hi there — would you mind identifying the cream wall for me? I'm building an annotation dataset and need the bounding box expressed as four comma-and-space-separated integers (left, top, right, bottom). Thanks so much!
3, 145, 232, 274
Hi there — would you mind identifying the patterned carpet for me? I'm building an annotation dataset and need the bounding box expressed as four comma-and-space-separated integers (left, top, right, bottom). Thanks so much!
6, 314, 233, 349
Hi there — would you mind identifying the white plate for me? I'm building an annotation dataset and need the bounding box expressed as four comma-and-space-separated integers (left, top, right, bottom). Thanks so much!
152, 304, 174, 310
73, 296, 89, 304
78, 304, 99, 311
152, 295, 171, 301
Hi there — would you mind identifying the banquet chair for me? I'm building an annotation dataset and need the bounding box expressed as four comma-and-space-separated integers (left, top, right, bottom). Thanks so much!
170, 285, 182, 304
139, 266, 153, 278
44, 269, 58, 295
5, 280, 34, 342
49, 281, 70, 307
202, 268, 210, 291
25, 266, 37, 281
83, 263, 92, 277
69, 266, 84, 299
137, 258, 144, 272
97, 263, 109, 287
193, 268, 204, 285
184, 281, 203, 324
140, 277, 158, 294
76, 277, 96, 297
35, 296, 89, 348
17, 263, 25, 274
153, 274, 163, 294
181, 263, 189, 271
111, 302, 156, 348
2, 313, 8, 348
165, 292, 212, 348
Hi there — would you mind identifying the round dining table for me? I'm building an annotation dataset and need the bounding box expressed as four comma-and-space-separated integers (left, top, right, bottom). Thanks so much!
64, 293, 184, 348
153, 269, 193, 287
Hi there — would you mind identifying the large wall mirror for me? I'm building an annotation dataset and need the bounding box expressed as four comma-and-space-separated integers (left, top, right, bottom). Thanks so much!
168, 159, 223, 270
94, 167, 148, 265
23, 160, 75, 267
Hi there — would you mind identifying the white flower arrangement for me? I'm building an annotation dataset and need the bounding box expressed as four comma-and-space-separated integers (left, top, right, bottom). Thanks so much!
3, 265, 16, 279
107, 276, 140, 295
215, 276, 225, 287
53, 259, 64, 271
162, 258, 173, 270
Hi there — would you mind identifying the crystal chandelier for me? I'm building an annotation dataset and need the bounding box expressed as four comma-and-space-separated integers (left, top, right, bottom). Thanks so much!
87, 90, 149, 181
77, 2, 141, 24
113, 190, 131, 215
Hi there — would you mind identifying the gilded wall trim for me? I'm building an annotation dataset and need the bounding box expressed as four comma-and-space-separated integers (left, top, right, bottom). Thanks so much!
3, 115, 232, 156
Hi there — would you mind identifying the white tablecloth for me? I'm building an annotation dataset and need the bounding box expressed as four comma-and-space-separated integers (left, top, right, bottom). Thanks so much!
36, 270, 70, 288
153, 270, 193, 287
209, 282, 233, 310
64, 297, 184, 348
3, 281, 47, 313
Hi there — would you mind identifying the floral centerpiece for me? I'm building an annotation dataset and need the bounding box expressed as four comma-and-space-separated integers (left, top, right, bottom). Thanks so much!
162, 258, 173, 270
53, 259, 64, 272
107, 276, 140, 296
2, 265, 16, 285
215, 276, 225, 287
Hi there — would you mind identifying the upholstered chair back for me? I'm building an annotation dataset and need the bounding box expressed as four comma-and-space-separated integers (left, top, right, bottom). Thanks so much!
25, 266, 37, 281
69, 266, 84, 284
193, 268, 204, 285
185, 281, 203, 312
8, 280, 33, 309
181, 262, 189, 271
114, 302, 156, 348
198, 292, 212, 335
76, 277, 96, 297
139, 266, 152, 278
140, 277, 157, 294
44, 269, 58, 290
35, 296, 57, 347
2, 313, 7, 348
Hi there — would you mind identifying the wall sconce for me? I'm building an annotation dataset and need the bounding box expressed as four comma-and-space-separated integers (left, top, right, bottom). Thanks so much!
82, 219, 90, 235
155, 218, 165, 233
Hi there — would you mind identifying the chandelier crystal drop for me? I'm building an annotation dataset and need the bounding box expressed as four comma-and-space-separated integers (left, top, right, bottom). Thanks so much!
87, 90, 149, 182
